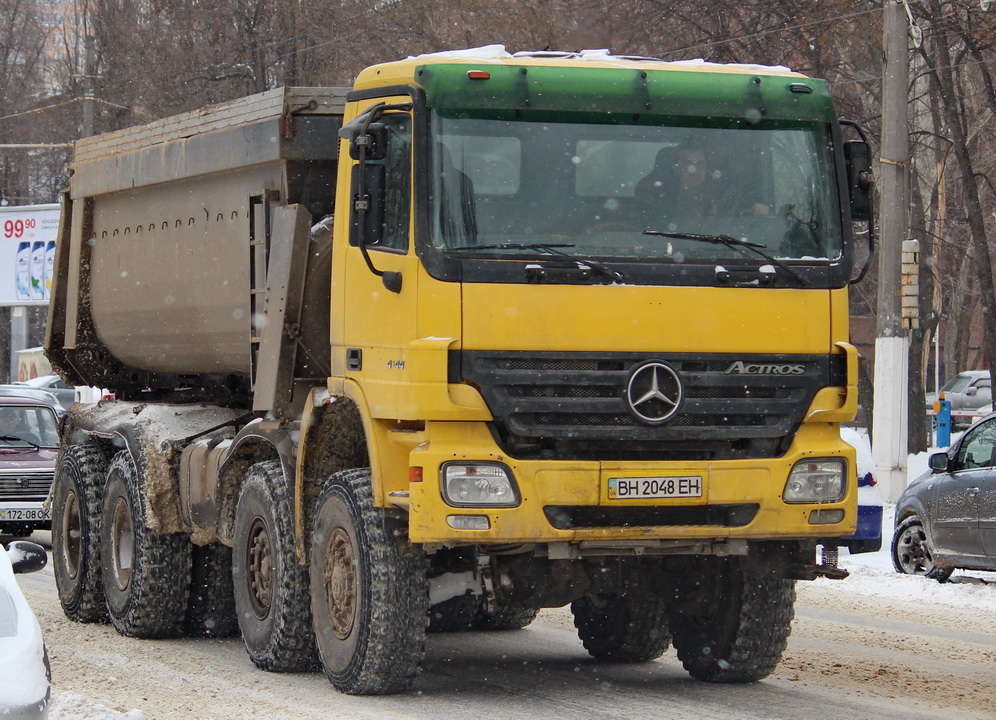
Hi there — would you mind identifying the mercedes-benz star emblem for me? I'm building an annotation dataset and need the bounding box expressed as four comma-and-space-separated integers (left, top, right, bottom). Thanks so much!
626, 361, 682, 424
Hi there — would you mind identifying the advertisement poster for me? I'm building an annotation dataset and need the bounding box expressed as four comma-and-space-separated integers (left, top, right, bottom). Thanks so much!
0, 203, 60, 306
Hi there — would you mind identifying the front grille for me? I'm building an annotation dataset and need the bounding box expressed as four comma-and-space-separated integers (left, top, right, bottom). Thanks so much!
544, 503, 759, 529
453, 351, 840, 461
0, 470, 54, 500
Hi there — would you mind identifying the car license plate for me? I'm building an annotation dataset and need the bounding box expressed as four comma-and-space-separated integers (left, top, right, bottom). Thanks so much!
0, 508, 50, 521
607, 476, 703, 499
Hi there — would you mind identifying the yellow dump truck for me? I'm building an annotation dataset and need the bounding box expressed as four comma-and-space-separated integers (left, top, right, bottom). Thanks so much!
46, 48, 873, 695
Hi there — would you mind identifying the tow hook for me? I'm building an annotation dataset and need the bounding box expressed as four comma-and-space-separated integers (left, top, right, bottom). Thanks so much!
789, 545, 850, 580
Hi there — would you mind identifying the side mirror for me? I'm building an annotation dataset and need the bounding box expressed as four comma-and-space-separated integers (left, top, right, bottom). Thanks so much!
350, 164, 385, 247
928, 452, 950, 473
348, 122, 388, 161
844, 140, 872, 222
967, 387, 978, 396
7, 540, 47, 574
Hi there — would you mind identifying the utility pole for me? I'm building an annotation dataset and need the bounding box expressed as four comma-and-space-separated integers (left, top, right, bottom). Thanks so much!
873, 0, 911, 502
82, 35, 96, 138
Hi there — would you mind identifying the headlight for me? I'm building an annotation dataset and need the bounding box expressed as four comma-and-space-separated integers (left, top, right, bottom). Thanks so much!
783, 459, 846, 503
441, 462, 519, 507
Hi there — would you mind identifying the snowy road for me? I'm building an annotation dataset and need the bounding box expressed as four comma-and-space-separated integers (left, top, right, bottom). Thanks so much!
15, 530, 995, 720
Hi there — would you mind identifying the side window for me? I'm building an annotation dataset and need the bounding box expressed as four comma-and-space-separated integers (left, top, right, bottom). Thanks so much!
350, 113, 411, 252
956, 419, 996, 469
379, 114, 412, 251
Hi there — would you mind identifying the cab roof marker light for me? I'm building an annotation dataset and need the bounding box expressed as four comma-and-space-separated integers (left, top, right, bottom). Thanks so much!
467, 70, 491, 80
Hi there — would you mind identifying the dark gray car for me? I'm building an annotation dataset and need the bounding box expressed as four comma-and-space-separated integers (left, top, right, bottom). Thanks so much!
892, 412, 996, 581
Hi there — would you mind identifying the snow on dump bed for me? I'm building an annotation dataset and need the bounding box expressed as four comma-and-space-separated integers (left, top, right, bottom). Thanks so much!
408, 44, 796, 75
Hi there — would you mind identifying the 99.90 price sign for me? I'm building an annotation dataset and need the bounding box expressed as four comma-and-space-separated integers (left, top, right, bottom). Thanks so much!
0, 205, 60, 306
4, 217, 37, 238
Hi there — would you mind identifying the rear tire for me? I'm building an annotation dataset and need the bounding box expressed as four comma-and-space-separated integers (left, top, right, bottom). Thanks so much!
52, 443, 109, 623
428, 593, 479, 633
891, 516, 953, 582
571, 593, 671, 662
311, 468, 429, 695
232, 460, 319, 671
100, 451, 191, 638
184, 543, 239, 638
668, 558, 794, 683
472, 602, 539, 631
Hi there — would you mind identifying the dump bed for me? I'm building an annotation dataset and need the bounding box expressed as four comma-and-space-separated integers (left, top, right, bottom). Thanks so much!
47, 87, 347, 406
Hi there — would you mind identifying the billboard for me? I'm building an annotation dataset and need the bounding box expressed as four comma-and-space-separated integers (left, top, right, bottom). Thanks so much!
0, 203, 60, 306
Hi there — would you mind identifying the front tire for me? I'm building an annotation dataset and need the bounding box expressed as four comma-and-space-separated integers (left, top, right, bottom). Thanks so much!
668, 558, 795, 683
52, 444, 109, 623
232, 460, 319, 671
891, 516, 953, 581
100, 451, 191, 638
571, 593, 671, 663
311, 468, 429, 695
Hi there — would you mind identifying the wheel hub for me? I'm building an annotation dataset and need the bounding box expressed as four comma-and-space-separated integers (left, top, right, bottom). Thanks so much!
110, 496, 134, 591
896, 526, 933, 574
246, 517, 272, 620
61, 489, 82, 580
323, 527, 356, 640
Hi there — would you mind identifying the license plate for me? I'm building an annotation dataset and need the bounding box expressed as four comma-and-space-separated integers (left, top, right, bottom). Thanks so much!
607, 476, 704, 500
0, 508, 50, 521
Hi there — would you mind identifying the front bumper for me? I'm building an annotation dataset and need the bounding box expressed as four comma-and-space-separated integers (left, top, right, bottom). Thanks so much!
408, 421, 857, 545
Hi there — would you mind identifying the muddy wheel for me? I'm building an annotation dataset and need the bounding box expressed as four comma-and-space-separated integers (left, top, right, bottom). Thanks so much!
100, 451, 191, 638
891, 516, 953, 582
668, 558, 795, 683
232, 460, 318, 671
472, 602, 539, 631
311, 468, 429, 695
52, 444, 109, 623
571, 593, 671, 662
184, 543, 239, 637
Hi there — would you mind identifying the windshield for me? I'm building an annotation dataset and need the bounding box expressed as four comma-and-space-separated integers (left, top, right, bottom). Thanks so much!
430, 114, 842, 263
0, 405, 59, 447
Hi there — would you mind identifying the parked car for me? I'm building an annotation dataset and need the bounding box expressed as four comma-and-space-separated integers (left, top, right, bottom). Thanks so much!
0, 539, 50, 718
0, 387, 64, 418
14, 375, 75, 411
892, 411, 996, 581
0, 396, 61, 538
926, 369, 992, 428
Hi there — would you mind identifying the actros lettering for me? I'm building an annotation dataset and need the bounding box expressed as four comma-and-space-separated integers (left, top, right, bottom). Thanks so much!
724, 361, 806, 375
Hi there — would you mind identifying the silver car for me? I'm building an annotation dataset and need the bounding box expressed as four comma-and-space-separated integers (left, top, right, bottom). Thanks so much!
12, 375, 75, 411
926, 370, 991, 410
892, 411, 996, 581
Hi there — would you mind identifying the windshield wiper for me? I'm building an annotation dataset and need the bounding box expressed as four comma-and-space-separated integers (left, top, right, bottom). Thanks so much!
0, 434, 40, 449
449, 243, 623, 283
642, 230, 809, 287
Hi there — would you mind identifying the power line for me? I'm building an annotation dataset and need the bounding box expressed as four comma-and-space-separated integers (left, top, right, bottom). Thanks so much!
659, 6, 885, 57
